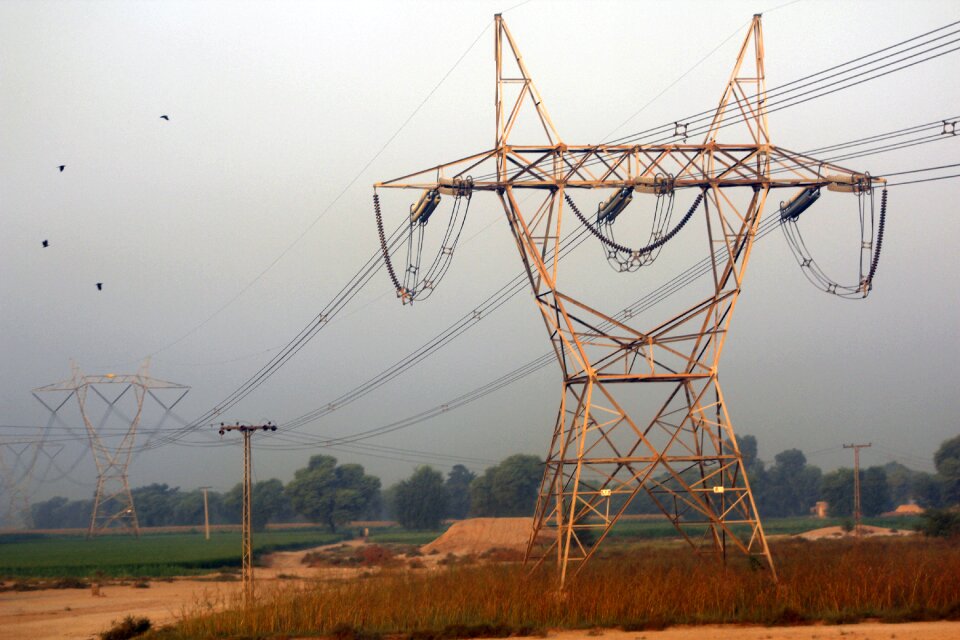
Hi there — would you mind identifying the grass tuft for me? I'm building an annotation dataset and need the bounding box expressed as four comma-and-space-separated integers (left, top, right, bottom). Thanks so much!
100, 615, 151, 640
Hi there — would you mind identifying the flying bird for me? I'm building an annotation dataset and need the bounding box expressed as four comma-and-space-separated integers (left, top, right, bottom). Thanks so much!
42, 240, 49, 248
96, 282, 103, 291
58, 165, 65, 172
160, 115, 169, 120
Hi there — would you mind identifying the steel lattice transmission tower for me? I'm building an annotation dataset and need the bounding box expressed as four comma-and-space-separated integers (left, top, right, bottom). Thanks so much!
374, 14, 884, 585
0, 442, 41, 529
33, 362, 189, 537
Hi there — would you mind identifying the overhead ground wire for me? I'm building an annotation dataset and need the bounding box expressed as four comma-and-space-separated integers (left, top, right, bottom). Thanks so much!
103, 19, 960, 454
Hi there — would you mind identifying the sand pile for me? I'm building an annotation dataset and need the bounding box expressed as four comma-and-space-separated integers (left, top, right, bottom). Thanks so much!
795, 524, 916, 541
423, 517, 540, 555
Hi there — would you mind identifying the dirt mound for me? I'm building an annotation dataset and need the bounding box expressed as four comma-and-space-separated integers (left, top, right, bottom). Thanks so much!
795, 524, 916, 541
423, 517, 538, 555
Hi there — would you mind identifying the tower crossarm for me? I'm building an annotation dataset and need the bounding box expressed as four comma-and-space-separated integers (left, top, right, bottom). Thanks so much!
375, 144, 885, 192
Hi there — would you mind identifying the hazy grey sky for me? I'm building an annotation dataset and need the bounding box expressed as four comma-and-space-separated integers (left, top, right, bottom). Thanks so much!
2, 0, 958, 502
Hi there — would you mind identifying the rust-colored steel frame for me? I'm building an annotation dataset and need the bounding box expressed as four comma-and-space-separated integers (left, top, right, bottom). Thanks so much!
33, 362, 189, 537
374, 14, 883, 586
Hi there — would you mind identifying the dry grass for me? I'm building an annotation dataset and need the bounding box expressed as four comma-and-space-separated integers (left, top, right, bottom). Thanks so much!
158, 538, 960, 639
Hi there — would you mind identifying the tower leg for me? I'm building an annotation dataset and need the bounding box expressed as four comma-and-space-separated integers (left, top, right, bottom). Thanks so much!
526, 374, 775, 585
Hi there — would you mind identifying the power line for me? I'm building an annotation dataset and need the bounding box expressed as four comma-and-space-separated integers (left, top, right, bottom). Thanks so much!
260, 118, 959, 448
469, 21, 960, 184
50, 22, 960, 467
139, 130, 959, 460
123, 20, 494, 365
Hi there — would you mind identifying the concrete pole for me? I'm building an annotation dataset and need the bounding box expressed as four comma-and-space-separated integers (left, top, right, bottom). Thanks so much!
200, 486, 211, 541
843, 443, 872, 536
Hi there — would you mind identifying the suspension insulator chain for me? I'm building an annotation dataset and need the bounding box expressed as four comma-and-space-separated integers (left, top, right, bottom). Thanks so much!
373, 191, 405, 298
565, 190, 704, 256
566, 193, 630, 253
866, 188, 887, 287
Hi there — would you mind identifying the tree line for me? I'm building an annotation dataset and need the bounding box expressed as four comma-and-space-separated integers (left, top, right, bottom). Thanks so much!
28, 434, 960, 531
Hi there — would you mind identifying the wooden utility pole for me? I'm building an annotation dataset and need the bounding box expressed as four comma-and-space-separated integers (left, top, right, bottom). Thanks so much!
199, 486, 212, 540
218, 422, 276, 606
843, 443, 872, 536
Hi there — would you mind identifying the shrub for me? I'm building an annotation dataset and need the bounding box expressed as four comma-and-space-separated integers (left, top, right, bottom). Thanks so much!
332, 623, 382, 640
357, 544, 395, 566
100, 615, 151, 640
917, 509, 960, 537
478, 547, 524, 562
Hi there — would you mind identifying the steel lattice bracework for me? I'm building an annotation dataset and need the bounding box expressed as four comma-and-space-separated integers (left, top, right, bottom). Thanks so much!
374, 15, 886, 586
33, 362, 189, 537
0, 443, 39, 529
0, 440, 68, 529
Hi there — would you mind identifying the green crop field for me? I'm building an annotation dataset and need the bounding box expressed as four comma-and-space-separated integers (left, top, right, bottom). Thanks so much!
0, 517, 921, 579
0, 528, 343, 578
605, 515, 922, 539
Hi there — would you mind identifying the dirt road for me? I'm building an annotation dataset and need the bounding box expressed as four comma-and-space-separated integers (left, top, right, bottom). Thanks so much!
0, 579, 240, 640
4, 579, 959, 640
546, 623, 960, 640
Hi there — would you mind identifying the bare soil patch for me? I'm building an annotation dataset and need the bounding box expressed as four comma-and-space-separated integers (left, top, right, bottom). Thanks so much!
542, 622, 960, 640
422, 517, 538, 556
0, 578, 239, 640
795, 524, 916, 541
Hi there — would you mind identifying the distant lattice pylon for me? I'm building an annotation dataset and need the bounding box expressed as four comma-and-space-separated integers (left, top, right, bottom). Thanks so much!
33, 361, 189, 537
0, 442, 38, 529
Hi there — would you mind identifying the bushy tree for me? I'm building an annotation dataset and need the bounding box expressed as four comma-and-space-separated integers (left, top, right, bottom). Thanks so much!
821, 468, 855, 517
737, 435, 765, 478
31, 487, 234, 529
934, 434, 960, 506
470, 454, 543, 517
757, 449, 822, 517
131, 484, 180, 527
380, 483, 399, 520
391, 466, 447, 529
917, 508, 960, 537
444, 464, 475, 519
31, 496, 70, 529
224, 478, 295, 531
171, 490, 205, 526
883, 461, 917, 506
913, 471, 944, 509
860, 466, 892, 516
170, 489, 230, 527
285, 455, 380, 532
820, 465, 891, 517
